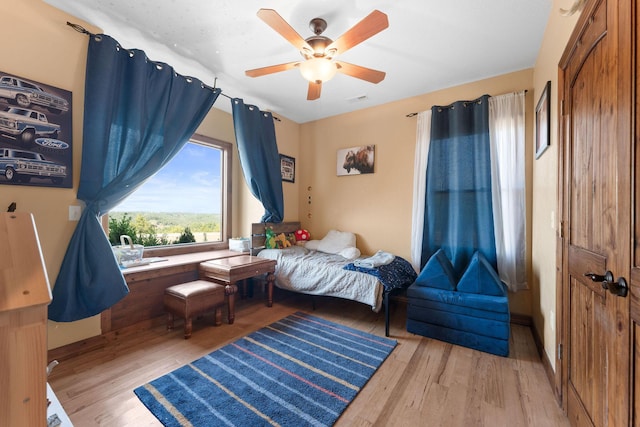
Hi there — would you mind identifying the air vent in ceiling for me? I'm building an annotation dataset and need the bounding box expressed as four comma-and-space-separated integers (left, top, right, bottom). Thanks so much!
347, 94, 369, 103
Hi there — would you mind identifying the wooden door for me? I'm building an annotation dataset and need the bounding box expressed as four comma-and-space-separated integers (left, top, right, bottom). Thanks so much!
558, 0, 632, 426
632, 3, 640, 426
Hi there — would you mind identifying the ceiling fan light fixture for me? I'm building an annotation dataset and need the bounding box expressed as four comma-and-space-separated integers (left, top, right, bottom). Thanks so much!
299, 58, 337, 83
250, 8, 389, 99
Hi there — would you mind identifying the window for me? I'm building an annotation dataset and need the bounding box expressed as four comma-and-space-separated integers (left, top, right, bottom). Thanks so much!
108, 134, 232, 256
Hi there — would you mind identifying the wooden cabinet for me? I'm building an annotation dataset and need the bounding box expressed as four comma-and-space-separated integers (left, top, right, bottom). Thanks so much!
0, 212, 52, 426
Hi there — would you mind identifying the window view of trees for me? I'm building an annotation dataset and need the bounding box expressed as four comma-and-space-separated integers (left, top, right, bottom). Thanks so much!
108, 136, 229, 249
108, 212, 221, 246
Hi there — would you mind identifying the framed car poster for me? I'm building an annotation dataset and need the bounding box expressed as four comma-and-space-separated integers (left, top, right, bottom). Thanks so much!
0, 71, 72, 188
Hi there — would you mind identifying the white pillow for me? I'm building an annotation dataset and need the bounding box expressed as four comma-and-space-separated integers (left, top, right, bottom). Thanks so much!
316, 229, 356, 254
305, 240, 321, 250
338, 246, 361, 260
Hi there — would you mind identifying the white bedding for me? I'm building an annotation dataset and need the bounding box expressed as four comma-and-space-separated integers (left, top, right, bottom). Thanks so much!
257, 246, 383, 312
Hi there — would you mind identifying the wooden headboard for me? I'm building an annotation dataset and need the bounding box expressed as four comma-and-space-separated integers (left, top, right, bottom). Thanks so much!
251, 221, 300, 254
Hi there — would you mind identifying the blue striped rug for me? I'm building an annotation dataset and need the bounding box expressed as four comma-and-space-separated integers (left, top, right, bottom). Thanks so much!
134, 312, 397, 426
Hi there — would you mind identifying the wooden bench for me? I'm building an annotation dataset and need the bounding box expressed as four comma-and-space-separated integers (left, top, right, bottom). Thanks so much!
163, 280, 236, 339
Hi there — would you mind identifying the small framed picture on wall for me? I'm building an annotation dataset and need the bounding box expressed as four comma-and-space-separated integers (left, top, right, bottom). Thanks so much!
280, 154, 295, 183
535, 81, 551, 159
337, 145, 375, 176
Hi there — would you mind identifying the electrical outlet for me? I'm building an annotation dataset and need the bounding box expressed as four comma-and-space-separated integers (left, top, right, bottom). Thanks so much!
69, 205, 81, 221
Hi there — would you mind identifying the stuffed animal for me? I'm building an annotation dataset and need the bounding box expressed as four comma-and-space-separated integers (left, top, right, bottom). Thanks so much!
295, 229, 310, 242
265, 226, 277, 249
274, 233, 292, 248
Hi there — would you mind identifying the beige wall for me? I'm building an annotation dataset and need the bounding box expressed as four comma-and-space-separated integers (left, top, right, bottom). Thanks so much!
5, 0, 581, 358
300, 70, 535, 316
299, 0, 582, 368
2, 0, 300, 348
3, 0, 101, 348
531, 0, 580, 365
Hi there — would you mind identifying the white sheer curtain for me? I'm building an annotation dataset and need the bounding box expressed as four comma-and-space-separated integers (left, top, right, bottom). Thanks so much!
410, 110, 431, 270
489, 91, 527, 291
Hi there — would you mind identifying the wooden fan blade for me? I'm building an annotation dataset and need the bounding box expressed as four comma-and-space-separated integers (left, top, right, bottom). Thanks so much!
336, 61, 385, 83
245, 62, 300, 77
307, 81, 322, 100
326, 10, 388, 55
257, 9, 312, 52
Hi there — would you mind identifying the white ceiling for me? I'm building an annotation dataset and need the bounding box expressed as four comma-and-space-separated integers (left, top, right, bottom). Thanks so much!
44, 0, 554, 123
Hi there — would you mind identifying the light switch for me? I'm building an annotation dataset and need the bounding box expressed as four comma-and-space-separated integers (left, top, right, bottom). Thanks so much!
69, 205, 81, 221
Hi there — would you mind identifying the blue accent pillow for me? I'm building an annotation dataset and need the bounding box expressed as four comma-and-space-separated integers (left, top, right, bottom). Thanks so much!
457, 251, 506, 296
414, 249, 457, 290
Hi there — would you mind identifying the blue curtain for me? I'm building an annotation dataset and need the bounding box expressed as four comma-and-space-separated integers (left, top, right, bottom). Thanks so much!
420, 95, 497, 274
49, 34, 219, 322
231, 98, 284, 222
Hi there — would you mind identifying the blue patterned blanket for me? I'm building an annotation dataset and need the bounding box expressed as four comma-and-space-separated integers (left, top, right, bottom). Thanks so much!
344, 256, 417, 293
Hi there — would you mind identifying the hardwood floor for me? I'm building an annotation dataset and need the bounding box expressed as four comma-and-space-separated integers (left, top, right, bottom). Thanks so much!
48, 290, 569, 426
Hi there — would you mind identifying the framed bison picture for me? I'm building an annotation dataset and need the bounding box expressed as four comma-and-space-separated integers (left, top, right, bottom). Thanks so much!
337, 145, 375, 176
0, 71, 72, 188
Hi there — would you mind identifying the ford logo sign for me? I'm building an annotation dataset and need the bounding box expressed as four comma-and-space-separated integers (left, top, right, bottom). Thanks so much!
35, 138, 69, 150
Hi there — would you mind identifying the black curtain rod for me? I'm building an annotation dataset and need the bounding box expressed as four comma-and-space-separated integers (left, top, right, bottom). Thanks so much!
66, 22, 281, 122
67, 21, 91, 35
405, 89, 528, 118
212, 78, 281, 121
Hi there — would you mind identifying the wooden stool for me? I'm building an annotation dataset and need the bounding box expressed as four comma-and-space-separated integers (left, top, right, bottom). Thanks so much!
164, 280, 231, 339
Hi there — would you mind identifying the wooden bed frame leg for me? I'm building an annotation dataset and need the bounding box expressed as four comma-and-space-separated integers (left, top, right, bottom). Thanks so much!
385, 291, 390, 337
266, 272, 274, 307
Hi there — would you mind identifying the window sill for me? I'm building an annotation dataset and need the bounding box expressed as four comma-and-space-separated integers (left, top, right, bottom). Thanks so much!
121, 249, 243, 280
142, 241, 229, 258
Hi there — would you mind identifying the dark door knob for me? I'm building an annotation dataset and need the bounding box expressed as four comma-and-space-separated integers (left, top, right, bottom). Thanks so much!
584, 271, 614, 283
602, 276, 629, 297
584, 271, 628, 297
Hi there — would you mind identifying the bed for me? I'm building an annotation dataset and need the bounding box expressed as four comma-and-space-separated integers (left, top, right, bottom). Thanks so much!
251, 222, 416, 336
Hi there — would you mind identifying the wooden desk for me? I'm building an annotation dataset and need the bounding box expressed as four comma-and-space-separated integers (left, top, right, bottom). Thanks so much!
102, 250, 245, 333
199, 255, 277, 308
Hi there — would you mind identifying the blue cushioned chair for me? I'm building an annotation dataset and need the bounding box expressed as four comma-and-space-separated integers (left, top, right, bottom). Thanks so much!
406, 249, 510, 357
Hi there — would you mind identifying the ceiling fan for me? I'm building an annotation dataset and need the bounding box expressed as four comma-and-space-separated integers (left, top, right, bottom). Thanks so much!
245, 8, 389, 101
